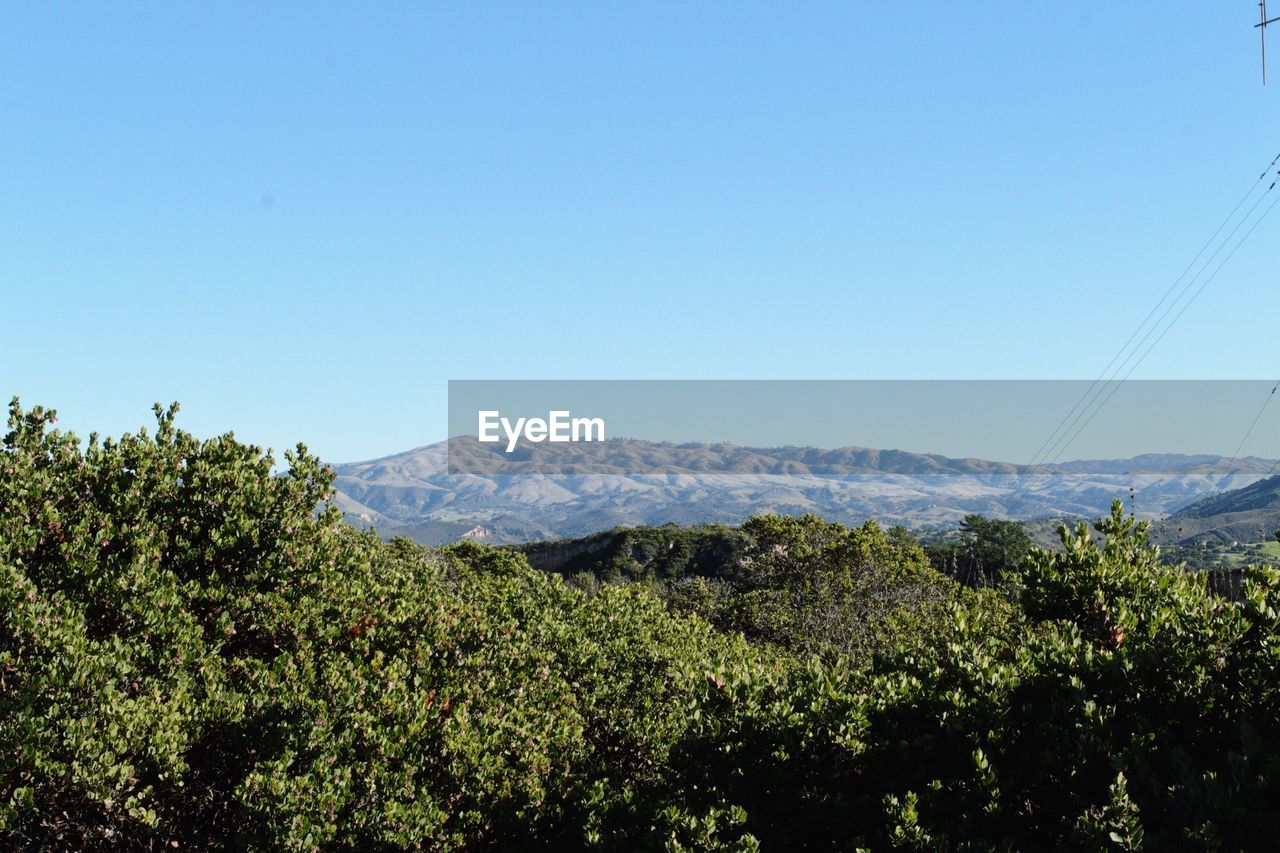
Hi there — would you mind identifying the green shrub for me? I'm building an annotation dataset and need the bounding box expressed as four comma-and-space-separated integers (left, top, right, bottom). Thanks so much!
660, 505, 1280, 848
5, 400, 1280, 849
0, 401, 769, 849
678, 513, 971, 662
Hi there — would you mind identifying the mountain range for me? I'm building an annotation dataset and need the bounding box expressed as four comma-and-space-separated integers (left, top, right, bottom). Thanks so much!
330, 439, 1278, 545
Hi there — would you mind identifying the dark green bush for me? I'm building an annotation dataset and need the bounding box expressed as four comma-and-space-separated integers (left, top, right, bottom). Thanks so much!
660, 508, 1280, 848
670, 513, 974, 662
5, 400, 1280, 849
0, 401, 768, 849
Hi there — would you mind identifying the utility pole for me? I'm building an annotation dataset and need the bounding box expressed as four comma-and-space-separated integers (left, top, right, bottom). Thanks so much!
1257, 1, 1280, 83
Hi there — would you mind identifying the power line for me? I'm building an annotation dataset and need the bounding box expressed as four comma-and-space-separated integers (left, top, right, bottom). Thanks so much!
1021, 150, 1280, 475
1008, 156, 1280, 509
1030, 184, 1279, 474
1037, 188, 1280, 471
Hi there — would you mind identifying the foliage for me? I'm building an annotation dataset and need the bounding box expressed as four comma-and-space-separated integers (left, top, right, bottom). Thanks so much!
513, 523, 748, 587
669, 514, 970, 662
652, 508, 1280, 848
518, 515, 966, 664
926, 514, 1034, 588
0, 400, 765, 849
5, 400, 1280, 849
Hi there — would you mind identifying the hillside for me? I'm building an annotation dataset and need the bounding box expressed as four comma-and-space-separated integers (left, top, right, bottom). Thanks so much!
332, 438, 1277, 544
1162, 473, 1280, 544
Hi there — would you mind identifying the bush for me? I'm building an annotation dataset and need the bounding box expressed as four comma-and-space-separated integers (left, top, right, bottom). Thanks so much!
661, 506, 1280, 848
5, 400, 1280, 849
675, 513, 971, 662
0, 401, 770, 849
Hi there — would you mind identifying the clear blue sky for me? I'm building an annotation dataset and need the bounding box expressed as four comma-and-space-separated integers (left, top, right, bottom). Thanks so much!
4, 3, 1279, 463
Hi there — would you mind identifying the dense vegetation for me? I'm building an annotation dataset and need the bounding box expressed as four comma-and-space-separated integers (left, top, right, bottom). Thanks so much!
4, 401, 1280, 849
514, 523, 749, 588
517, 519, 971, 661
922, 514, 1034, 588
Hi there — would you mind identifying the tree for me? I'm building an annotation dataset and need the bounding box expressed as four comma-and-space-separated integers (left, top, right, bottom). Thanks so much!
929, 514, 1033, 587
696, 513, 962, 661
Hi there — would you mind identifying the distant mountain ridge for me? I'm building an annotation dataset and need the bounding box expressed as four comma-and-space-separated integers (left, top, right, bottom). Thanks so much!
445, 436, 1026, 476
331, 438, 1277, 545
1173, 473, 1280, 518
